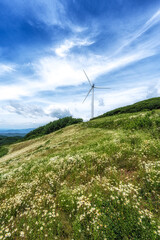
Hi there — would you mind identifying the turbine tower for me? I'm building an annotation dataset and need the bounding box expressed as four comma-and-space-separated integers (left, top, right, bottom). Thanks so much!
82, 70, 110, 119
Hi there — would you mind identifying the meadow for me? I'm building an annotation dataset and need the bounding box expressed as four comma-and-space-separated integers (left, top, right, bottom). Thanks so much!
0, 110, 160, 239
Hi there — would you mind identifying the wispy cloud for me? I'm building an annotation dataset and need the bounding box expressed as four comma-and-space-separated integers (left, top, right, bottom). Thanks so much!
145, 9, 160, 29
5, 103, 45, 118
1, 42, 157, 102
0, 64, 15, 76
30, 0, 65, 26
5, 102, 72, 120
55, 38, 94, 57
4, 0, 65, 26
117, 9, 160, 53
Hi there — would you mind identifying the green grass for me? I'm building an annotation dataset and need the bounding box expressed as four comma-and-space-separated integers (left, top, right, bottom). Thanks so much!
0, 111, 160, 239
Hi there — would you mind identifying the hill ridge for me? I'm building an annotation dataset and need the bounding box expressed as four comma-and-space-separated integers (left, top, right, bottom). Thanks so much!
94, 97, 160, 119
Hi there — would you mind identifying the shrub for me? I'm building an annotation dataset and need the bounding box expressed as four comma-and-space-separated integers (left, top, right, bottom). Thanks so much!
0, 146, 8, 158
24, 117, 83, 140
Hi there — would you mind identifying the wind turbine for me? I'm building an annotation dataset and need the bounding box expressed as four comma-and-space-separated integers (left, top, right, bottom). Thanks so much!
82, 70, 110, 119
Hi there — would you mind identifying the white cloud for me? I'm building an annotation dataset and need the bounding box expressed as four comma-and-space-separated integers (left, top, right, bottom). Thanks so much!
2, 79, 160, 127
46, 104, 71, 118
34, 43, 159, 92
117, 9, 160, 53
29, 0, 65, 26
89, 49, 158, 80
0, 43, 157, 103
98, 98, 105, 107
55, 38, 94, 57
35, 8, 160, 90
146, 81, 160, 99
1, 8, 159, 103
0, 84, 29, 100
5, 102, 72, 120
145, 9, 160, 29
0, 64, 15, 76
34, 57, 85, 88
5, 103, 45, 118
1, 7, 160, 127
0, 30, 159, 103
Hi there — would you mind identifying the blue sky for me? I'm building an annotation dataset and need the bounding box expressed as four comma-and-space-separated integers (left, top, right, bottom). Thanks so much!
0, 0, 160, 128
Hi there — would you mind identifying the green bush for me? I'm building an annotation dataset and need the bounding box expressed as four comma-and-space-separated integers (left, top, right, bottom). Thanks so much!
87, 114, 153, 131
0, 147, 8, 158
0, 136, 22, 147
25, 117, 83, 140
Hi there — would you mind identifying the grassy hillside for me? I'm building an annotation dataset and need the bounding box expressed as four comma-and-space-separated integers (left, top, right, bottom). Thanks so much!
24, 116, 83, 140
94, 97, 160, 119
0, 110, 160, 239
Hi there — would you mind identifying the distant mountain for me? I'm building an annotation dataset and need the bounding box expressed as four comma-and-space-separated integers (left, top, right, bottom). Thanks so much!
94, 97, 160, 119
0, 128, 35, 137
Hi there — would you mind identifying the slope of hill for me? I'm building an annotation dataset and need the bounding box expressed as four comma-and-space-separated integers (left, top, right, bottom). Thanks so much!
0, 110, 159, 239
24, 116, 83, 140
94, 97, 160, 119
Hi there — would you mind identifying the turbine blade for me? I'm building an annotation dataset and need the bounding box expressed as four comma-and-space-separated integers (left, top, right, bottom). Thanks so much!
82, 88, 92, 103
94, 86, 111, 89
83, 69, 92, 87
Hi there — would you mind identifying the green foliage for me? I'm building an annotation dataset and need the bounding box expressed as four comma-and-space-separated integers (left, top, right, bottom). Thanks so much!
24, 116, 83, 140
94, 97, 160, 119
86, 111, 156, 132
0, 135, 22, 147
0, 146, 8, 158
